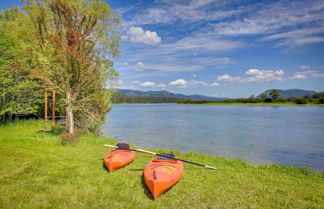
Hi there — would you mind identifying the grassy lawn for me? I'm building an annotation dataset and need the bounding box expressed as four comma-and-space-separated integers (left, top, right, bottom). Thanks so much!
0, 120, 323, 209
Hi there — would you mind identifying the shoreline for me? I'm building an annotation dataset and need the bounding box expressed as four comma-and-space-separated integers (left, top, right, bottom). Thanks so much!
178, 102, 324, 106
113, 102, 324, 106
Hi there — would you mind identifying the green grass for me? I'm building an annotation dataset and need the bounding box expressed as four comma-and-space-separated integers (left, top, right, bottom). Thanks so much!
0, 120, 323, 209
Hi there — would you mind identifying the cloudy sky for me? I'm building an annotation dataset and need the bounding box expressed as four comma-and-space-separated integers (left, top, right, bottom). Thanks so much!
2, 0, 324, 97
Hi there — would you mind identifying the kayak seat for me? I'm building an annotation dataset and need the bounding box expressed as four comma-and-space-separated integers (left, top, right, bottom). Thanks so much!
116, 143, 130, 150
158, 153, 175, 161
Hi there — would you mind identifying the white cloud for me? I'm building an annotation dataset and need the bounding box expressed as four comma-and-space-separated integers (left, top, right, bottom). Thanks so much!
217, 74, 241, 83
140, 81, 156, 87
217, 69, 285, 83
169, 79, 219, 88
289, 74, 308, 80
210, 93, 220, 97
244, 69, 284, 82
262, 28, 324, 47
157, 84, 167, 88
299, 65, 310, 69
126, 27, 161, 45
126, 0, 241, 25
312, 73, 324, 78
135, 62, 145, 72
132, 81, 141, 84
217, 68, 324, 84
215, 1, 324, 36
213, 1, 324, 47
210, 82, 221, 87
191, 80, 209, 86
136, 62, 145, 68
295, 70, 324, 78
165, 34, 242, 53
169, 79, 187, 86
118, 85, 139, 90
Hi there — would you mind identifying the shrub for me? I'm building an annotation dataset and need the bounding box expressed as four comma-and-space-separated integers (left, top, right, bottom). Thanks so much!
61, 130, 80, 145
264, 98, 272, 103
278, 98, 288, 103
294, 97, 308, 104
319, 97, 324, 104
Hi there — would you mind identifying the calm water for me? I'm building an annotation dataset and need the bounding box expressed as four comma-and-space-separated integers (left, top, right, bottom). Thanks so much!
101, 104, 324, 171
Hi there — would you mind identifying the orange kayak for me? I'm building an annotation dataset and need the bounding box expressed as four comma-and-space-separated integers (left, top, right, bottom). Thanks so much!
144, 154, 183, 199
104, 149, 135, 172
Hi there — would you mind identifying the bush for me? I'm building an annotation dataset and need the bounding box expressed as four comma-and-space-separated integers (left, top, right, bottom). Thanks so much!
278, 98, 288, 103
60, 130, 80, 145
294, 97, 308, 104
319, 97, 324, 104
264, 98, 272, 103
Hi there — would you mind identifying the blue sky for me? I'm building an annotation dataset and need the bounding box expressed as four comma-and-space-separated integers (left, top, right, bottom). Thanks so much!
1, 0, 324, 97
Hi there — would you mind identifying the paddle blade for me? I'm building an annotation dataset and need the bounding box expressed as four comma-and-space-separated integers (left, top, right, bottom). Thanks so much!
103, 144, 117, 148
205, 165, 217, 170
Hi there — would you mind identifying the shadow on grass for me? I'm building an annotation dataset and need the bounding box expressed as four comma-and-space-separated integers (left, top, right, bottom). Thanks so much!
140, 173, 182, 200
102, 161, 109, 172
37, 128, 64, 136
141, 173, 153, 199
127, 168, 143, 172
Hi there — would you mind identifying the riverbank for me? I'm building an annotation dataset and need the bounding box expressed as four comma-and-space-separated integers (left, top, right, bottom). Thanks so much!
0, 120, 323, 208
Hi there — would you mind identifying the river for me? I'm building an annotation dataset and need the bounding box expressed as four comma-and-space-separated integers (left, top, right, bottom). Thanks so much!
101, 104, 324, 171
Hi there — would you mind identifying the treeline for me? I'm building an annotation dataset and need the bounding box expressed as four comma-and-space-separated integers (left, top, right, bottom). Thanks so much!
112, 92, 184, 103
179, 90, 324, 105
0, 0, 120, 135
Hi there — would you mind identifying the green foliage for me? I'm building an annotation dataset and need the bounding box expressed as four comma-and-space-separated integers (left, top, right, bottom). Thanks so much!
319, 97, 324, 104
0, 120, 323, 208
294, 97, 308, 104
270, 89, 280, 101
23, 0, 121, 132
278, 98, 288, 103
260, 93, 267, 101
179, 92, 324, 105
0, 8, 43, 122
111, 91, 185, 104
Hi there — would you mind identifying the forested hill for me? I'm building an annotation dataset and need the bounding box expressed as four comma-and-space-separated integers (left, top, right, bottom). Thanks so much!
258, 89, 317, 99
112, 89, 228, 104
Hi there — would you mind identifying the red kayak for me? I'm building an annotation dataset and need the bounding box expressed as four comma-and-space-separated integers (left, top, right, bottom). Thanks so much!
103, 143, 135, 172
144, 153, 183, 199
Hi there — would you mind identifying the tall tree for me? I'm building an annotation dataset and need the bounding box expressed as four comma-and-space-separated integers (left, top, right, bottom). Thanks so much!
270, 89, 280, 102
0, 8, 43, 122
23, 0, 120, 133
260, 93, 267, 102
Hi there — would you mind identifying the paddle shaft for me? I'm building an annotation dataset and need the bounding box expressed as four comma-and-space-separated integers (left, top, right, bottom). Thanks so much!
103, 144, 217, 170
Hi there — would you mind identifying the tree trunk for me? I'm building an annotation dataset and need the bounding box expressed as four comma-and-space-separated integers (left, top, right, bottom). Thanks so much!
66, 87, 74, 134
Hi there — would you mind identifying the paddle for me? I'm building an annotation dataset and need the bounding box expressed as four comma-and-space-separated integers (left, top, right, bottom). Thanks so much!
103, 144, 217, 170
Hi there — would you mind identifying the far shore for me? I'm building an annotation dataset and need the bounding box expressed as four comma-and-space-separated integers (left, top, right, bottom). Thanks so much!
113, 102, 324, 106
178, 102, 324, 106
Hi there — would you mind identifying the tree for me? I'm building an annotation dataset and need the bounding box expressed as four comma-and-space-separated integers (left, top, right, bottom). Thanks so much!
270, 89, 280, 102
0, 8, 43, 122
260, 93, 267, 102
294, 97, 307, 104
319, 97, 324, 104
23, 0, 120, 134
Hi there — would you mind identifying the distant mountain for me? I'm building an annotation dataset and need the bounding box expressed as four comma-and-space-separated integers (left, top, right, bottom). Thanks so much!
117, 89, 228, 101
258, 89, 317, 99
